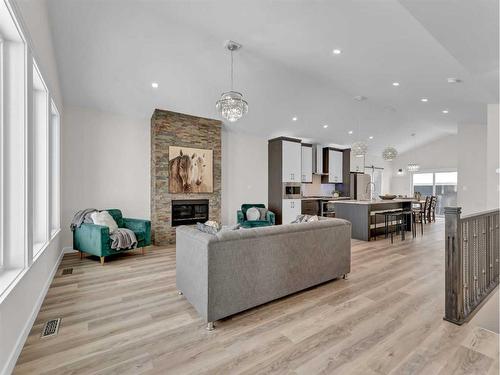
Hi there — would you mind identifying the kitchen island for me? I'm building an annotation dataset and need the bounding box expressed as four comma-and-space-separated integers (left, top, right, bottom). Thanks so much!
333, 199, 415, 241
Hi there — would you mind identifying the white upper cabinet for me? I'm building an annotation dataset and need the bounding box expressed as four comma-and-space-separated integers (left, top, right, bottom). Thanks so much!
281, 199, 301, 224
282, 141, 302, 182
301, 145, 313, 183
328, 149, 343, 183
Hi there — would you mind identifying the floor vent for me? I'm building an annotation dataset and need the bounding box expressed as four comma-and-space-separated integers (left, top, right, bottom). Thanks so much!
41, 318, 61, 338
62, 268, 73, 275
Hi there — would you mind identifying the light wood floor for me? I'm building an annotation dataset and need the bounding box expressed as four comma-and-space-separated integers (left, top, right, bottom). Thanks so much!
14, 222, 499, 375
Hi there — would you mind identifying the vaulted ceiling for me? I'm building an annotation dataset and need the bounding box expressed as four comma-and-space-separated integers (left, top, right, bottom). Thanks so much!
46, 0, 498, 153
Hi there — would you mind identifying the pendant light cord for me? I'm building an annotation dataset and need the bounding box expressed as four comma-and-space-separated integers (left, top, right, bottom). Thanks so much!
230, 49, 234, 90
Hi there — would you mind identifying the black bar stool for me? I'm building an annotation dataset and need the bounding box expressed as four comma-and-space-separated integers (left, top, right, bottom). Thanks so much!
373, 210, 402, 240
387, 211, 411, 243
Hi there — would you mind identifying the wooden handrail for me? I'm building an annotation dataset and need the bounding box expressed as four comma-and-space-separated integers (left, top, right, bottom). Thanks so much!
444, 207, 500, 325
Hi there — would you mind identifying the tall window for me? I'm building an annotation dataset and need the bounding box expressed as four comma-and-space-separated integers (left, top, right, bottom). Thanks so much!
412, 171, 458, 216
32, 61, 49, 255
50, 101, 60, 236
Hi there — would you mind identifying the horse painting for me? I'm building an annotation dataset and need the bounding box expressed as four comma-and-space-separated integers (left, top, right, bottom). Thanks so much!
168, 146, 213, 193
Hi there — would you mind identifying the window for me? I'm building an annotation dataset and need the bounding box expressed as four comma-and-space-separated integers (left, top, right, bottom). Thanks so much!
412, 171, 458, 216
32, 61, 49, 255
50, 101, 60, 236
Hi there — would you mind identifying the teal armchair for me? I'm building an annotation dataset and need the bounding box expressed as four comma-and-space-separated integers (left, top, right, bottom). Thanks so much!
73, 209, 151, 265
237, 204, 275, 228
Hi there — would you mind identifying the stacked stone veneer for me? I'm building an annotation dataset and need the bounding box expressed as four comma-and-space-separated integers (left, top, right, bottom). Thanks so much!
151, 109, 222, 245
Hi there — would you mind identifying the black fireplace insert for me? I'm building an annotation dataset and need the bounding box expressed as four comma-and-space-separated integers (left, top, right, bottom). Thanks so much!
171, 199, 209, 227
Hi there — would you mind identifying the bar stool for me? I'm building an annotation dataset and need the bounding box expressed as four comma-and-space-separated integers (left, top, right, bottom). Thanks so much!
373, 210, 402, 240
387, 211, 411, 243
411, 209, 424, 238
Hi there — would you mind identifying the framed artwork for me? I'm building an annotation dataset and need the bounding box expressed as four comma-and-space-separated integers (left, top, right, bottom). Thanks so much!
168, 146, 213, 193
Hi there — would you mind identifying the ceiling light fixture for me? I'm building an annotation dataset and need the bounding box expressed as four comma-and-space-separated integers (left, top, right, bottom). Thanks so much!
392, 82, 400, 87
382, 146, 398, 161
323, 124, 329, 129
332, 49, 342, 55
369, 136, 374, 140
352, 96, 368, 158
292, 116, 298, 121
407, 133, 420, 172
421, 98, 428, 102
151, 82, 159, 88
348, 130, 353, 135
442, 109, 449, 114
216, 40, 248, 122
447, 78, 462, 84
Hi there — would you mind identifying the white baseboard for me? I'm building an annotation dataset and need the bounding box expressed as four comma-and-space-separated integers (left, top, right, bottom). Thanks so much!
63, 246, 77, 254
2, 247, 65, 375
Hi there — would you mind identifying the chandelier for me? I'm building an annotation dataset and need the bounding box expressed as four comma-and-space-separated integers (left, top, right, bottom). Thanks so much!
352, 141, 368, 158
382, 146, 398, 161
216, 41, 248, 122
407, 133, 420, 172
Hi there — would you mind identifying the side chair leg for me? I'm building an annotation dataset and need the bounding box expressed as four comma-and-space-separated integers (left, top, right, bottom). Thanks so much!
80, 251, 83, 260
141, 247, 145, 256
100, 256, 105, 265
206, 322, 215, 331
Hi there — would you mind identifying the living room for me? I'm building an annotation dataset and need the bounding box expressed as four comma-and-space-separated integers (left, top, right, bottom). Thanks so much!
1, 0, 499, 374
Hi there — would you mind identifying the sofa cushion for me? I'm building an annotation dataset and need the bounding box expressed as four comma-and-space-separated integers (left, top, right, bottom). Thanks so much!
246, 207, 261, 221
91, 211, 119, 234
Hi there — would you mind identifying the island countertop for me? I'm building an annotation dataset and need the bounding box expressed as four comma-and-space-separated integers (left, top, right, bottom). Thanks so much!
332, 198, 416, 205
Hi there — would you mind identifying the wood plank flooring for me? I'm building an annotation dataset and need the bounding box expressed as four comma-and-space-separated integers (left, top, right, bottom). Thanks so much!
14, 221, 499, 374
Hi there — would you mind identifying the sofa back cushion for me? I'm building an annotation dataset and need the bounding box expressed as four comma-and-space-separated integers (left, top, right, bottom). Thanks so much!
106, 209, 124, 228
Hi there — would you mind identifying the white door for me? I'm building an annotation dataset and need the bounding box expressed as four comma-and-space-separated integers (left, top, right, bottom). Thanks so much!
282, 199, 301, 224
329, 150, 343, 183
282, 141, 302, 182
301, 146, 313, 183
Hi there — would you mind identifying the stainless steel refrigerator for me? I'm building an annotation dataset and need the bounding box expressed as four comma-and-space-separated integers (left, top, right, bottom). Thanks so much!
350, 172, 371, 200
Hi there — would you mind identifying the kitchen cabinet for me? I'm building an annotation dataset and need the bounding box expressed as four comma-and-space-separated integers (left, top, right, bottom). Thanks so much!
282, 199, 301, 224
282, 141, 302, 182
301, 145, 313, 183
327, 149, 343, 183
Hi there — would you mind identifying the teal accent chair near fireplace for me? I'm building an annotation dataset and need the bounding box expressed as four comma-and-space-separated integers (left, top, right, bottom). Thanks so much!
237, 204, 275, 228
73, 209, 151, 265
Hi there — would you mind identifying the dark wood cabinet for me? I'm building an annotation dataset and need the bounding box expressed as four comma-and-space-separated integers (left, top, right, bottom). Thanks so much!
301, 200, 320, 215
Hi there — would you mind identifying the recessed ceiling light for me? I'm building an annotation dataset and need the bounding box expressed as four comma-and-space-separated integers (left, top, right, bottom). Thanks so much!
447, 78, 462, 84
292, 116, 298, 121
348, 130, 353, 134
442, 109, 449, 114
392, 82, 400, 87
151, 82, 159, 88
323, 124, 329, 129
332, 49, 342, 55
421, 98, 428, 102
369, 136, 374, 139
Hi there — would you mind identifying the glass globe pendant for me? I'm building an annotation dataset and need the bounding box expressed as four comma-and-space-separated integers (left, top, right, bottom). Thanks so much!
382, 146, 398, 161
352, 141, 368, 158
216, 41, 248, 122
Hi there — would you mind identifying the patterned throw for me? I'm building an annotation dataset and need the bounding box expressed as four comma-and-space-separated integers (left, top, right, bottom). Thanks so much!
110, 228, 137, 250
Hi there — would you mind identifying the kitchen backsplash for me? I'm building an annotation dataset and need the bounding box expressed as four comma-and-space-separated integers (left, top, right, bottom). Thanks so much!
301, 174, 336, 196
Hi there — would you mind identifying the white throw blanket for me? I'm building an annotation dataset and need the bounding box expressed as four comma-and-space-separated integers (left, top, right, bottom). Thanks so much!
110, 228, 137, 250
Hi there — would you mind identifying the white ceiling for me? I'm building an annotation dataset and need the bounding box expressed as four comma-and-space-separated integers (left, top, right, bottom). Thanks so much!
46, 0, 498, 153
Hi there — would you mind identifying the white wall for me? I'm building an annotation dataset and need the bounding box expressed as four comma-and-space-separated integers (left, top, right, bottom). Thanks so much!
61, 106, 150, 247
221, 130, 268, 224
487, 104, 499, 210
1, 1, 64, 374
390, 135, 458, 197
457, 123, 487, 214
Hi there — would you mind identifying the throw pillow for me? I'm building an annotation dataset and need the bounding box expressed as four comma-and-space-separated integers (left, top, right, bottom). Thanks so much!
307, 215, 319, 222
292, 214, 311, 223
91, 210, 119, 234
196, 222, 219, 235
246, 207, 260, 221
218, 223, 241, 234
257, 207, 268, 220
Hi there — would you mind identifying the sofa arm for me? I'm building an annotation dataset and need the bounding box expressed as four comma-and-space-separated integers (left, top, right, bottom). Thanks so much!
73, 223, 110, 256
123, 218, 151, 246
237, 210, 245, 224
266, 211, 276, 225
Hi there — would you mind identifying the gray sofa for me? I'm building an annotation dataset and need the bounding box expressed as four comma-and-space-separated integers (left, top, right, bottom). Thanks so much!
175, 217, 351, 330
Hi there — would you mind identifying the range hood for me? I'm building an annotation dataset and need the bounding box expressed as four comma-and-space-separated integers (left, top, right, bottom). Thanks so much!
312, 145, 325, 174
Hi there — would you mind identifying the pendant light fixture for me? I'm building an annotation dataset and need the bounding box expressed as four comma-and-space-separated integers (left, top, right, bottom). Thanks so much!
407, 133, 420, 172
352, 96, 368, 158
216, 40, 248, 122
382, 146, 398, 161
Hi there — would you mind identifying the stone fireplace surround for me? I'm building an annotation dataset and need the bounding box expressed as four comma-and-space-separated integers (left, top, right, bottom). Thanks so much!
151, 109, 222, 245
